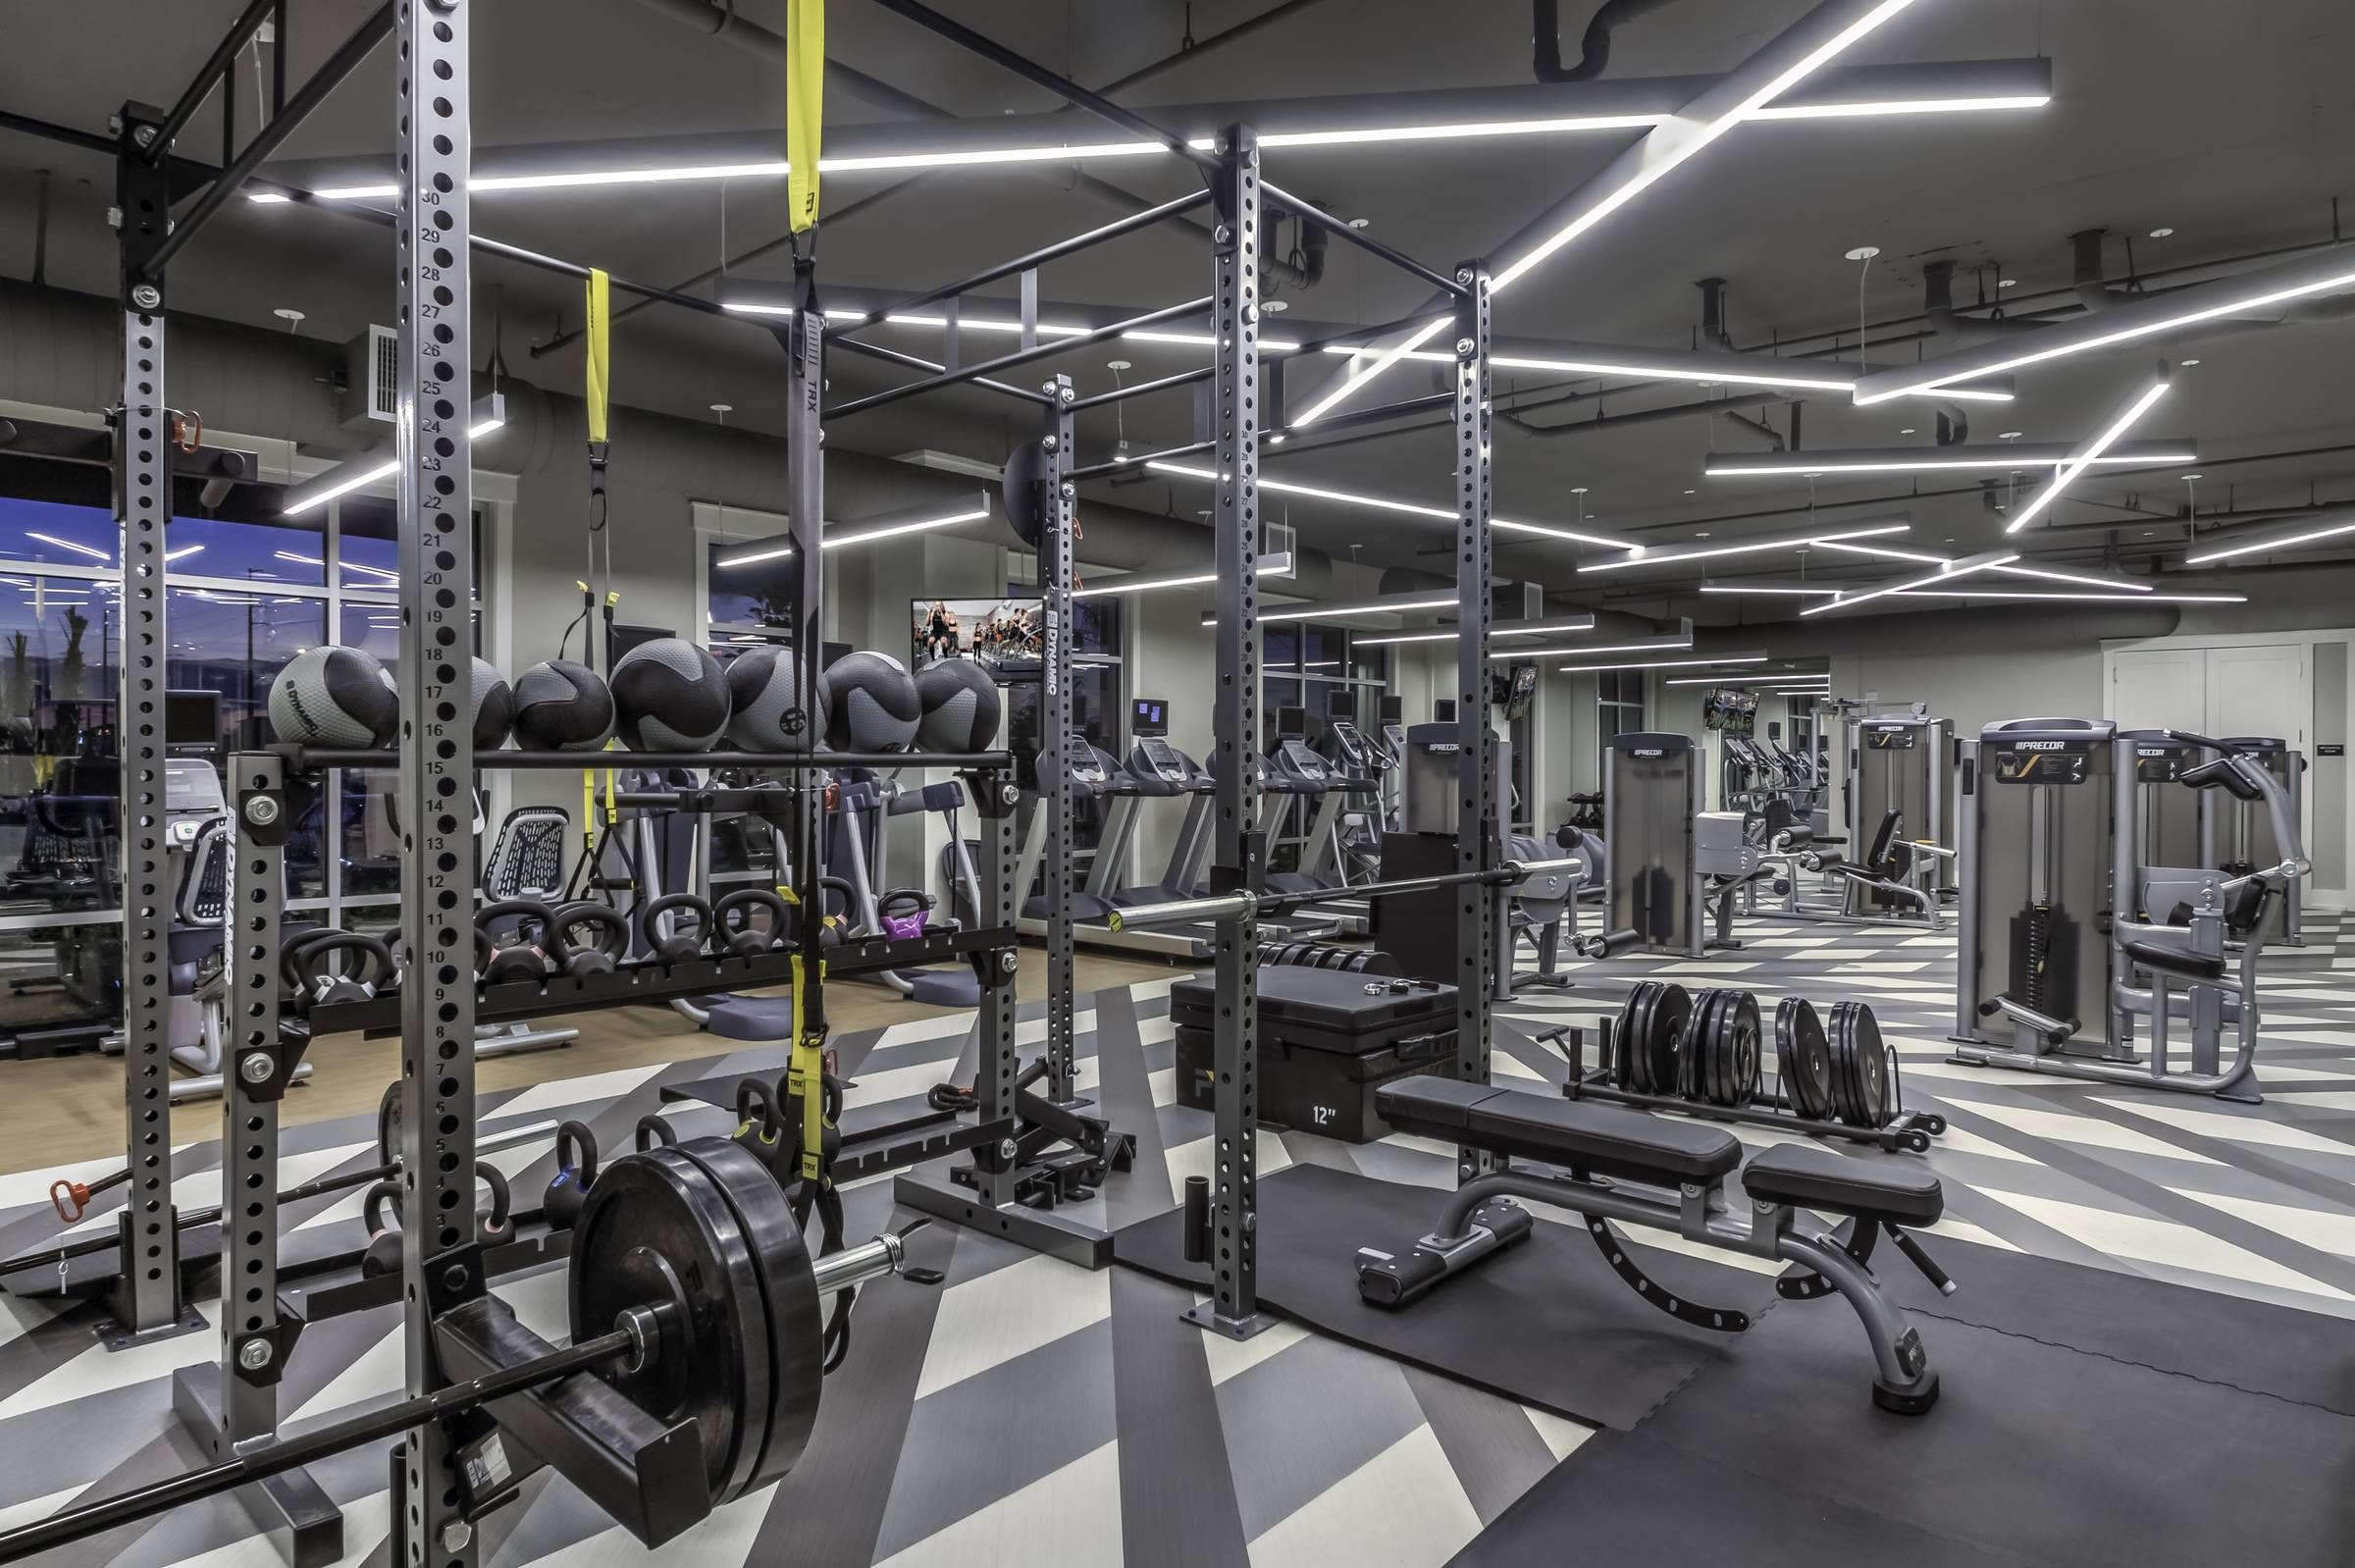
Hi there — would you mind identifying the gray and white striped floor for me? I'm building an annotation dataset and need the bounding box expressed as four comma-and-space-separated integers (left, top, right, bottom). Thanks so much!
0, 907, 2350, 1567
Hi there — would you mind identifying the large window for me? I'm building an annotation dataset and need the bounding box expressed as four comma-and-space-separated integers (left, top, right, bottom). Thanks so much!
1598, 668, 1647, 771
0, 450, 493, 1044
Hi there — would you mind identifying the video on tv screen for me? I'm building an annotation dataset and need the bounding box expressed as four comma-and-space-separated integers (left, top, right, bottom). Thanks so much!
1702, 687, 1759, 732
913, 598, 1044, 675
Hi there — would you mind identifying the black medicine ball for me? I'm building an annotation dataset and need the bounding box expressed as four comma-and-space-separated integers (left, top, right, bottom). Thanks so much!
611, 638, 731, 751
914, 656, 1002, 753
511, 659, 616, 753
725, 647, 823, 751
815, 651, 921, 753
471, 657, 515, 752
269, 645, 399, 748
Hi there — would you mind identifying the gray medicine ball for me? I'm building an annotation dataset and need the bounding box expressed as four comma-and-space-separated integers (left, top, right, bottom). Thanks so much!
816, 651, 921, 753
270, 645, 399, 748
611, 637, 731, 752
913, 656, 1002, 753
511, 659, 615, 753
725, 647, 825, 751
471, 657, 515, 752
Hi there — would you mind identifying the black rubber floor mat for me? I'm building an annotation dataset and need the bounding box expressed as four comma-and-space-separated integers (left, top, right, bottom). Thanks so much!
1872, 1232, 2355, 1416
1112, 1162, 1777, 1431
1597, 1286, 2355, 1568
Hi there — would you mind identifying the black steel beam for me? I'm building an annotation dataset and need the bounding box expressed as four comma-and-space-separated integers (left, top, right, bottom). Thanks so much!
1266, 183, 1469, 299
140, 1, 394, 278
1068, 438, 1212, 483
1067, 366, 1214, 411
860, 0, 1223, 177
825, 297, 1212, 421
147, 0, 280, 164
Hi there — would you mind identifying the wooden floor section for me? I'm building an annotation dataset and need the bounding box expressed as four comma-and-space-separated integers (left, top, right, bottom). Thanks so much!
0, 948, 1185, 1176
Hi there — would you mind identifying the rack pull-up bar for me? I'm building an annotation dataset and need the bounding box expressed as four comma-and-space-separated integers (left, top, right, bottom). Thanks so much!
862, 0, 1224, 178
1265, 184, 1469, 299
828, 188, 1213, 343
139, 0, 394, 279
1067, 439, 1213, 484
1067, 365, 1214, 412
827, 296, 1214, 421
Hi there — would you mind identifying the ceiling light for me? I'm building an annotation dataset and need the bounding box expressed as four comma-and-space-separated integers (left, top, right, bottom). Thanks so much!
1663, 673, 1831, 685
1556, 653, 1770, 674
2180, 472, 2203, 481
1578, 519, 1911, 574
714, 493, 994, 565
164, 545, 204, 562
1347, 217, 1371, 230
1326, 343, 1858, 394
2005, 370, 2172, 535
1261, 301, 1287, 314
283, 393, 508, 516
1890, 589, 2245, 602
1701, 440, 2191, 477
1998, 278, 2016, 288
2150, 227, 2174, 239
1497, 634, 1695, 662
1899, 427, 1915, 435
1998, 431, 2023, 440
1801, 548, 2019, 615
1809, 539, 1951, 565
1991, 562, 2153, 592
26, 533, 112, 562
1073, 570, 1218, 599
1845, 244, 1881, 262
1351, 613, 1603, 646
2179, 358, 2200, 366
1145, 461, 1636, 549
1854, 245, 2355, 404
1698, 582, 1843, 596
2181, 506, 2355, 566
1256, 594, 1456, 623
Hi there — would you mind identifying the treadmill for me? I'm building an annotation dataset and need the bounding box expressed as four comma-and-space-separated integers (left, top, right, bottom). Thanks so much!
1015, 729, 1233, 957
1098, 697, 1336, 958
1260, 706, 1371, 935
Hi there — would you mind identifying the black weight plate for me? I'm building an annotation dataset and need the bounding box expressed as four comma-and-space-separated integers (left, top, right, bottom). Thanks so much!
1648, 984, 1692, 1100
1689, 989, 1728, 1102
1826, 1001, 1864, 1126
671, 1137, 826, 1493
1613, 983, 1652, 1091
570, 1143, 773, 1505
1840, 1001, 1892, 1127
1774, 998, 1835, 1121
1715, 991, 1762, 1108
1632, 982, 1668, 1095
376, 1079, 402, 1169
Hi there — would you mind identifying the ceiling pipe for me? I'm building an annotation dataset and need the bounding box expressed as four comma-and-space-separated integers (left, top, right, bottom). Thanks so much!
1502, 388, 1793, 439
1718, 408, 1786, 449
1534, 0, 1685, 81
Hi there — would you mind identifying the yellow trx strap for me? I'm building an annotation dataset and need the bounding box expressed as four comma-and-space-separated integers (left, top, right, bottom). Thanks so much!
785, 0, 825, 233
786, 953, 828, 1179
583, 271, 611, 444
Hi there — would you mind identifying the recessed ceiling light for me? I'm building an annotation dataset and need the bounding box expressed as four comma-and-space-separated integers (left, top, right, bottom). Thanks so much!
1684, 489, 1696, 495
273, 307, 305, 328
1262, 300, 1288, 313
1899, 427, 1916, 435
2179, 357, 2200, 366
1696, 532, 1712, 539
1998, 278, 2017, 288
1998, 430, 2023, 440
2150, 227, 2174, 239
1106, 359, 1131, 371
2142, 530, 2155, 537
2179, 472, 2203, 481
1571, 486, 1589, 495
709, 402, 733, 416
1347, 217, 1371, 230
1845, 245, 1882, 262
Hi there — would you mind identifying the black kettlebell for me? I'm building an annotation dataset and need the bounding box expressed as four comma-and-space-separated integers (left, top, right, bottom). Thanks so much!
713, 889, 790, 958
733, 1077, 784, 1176
772, 1068, 845, 1178
550, 903, 630, 976
640, 894, 715, 965
634, 1114, 679, 1153
544, 1122, 598, 1231
478, 899, 562, 985
477, 1164, 515, 1249
361, 1180, 404, 1278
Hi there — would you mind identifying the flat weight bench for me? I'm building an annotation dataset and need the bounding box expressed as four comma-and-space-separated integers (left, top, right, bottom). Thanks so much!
1356, 1076, 1952, 1413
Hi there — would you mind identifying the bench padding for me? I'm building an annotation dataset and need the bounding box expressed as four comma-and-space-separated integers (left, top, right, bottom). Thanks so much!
1375, 1077, 1742, 1185
1741, 1143, 1943, 1228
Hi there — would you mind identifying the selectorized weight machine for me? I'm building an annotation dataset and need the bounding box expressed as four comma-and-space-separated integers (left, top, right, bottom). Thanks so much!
1951, 719, 2309, 1101
1583, 732, 1764, 959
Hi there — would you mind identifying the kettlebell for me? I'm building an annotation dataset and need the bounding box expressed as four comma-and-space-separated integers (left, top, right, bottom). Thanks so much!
361, 1180, 404, 1278
550, 904, 630, 977
640, 894, 715, 965
713, 889, 790, 958
477, 1164, 515, 1249
544, 1122, 599, 1231
478, 900, 562, 985
635, 1114, 679, 1153
732, 1077, 784, 1176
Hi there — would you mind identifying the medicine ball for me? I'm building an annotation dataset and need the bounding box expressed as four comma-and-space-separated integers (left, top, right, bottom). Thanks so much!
914, 656, 1001, 753
725, 647, 824, 752
611, 638, 731, 752
816, 651, 921, 753
471, 657, 515, 752
269, 645, 398, 748
511, 659, 615, 753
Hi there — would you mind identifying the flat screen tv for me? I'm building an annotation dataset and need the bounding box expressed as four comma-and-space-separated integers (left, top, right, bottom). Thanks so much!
912, 598, 1043, 676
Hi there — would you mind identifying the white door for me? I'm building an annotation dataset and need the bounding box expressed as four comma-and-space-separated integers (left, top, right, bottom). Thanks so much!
2204, 644, 2308, 751
2111, 648, 2210, 732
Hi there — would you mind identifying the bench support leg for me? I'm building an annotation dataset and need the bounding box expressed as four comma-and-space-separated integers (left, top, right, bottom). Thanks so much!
1774, 1223, 1939, 1413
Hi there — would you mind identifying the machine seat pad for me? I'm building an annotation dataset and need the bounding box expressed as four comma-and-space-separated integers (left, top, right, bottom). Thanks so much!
688, 995, 801, 1043
1375, 1076, 1742, 1185
2120, 939, 2227, 983
1741, 1143, 1943, 1228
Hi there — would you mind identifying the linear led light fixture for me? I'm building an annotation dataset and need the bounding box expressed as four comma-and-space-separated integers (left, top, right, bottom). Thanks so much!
1801, 548, 2020, 616
1578, 519, 1911, 574
1495, 633, 1696, 662
713, 494, 994, 566
2181, 506, 2355, 566
1891, 588, 2246, 603
1146, 461, 1639, 550
1809, 539, 1951, 565
1855, 245, 2355, 405
1354, 613, 1614, 646
1329, 343, 2014, 402
1256, 593, 1456, 623
1697, 581, 1842, 596
1557, 653, 1771, 674
1664, 673, 1830, 686
1702, 440, 2195, 477
715, 294, 1314, 353
1991, 562, 2152, 592
2006, 369, 2172, 535
282, 392, 508, 517
1072, 570, 1218, 599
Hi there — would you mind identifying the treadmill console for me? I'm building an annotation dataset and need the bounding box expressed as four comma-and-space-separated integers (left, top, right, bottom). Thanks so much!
1274, 737, 1331, 784
1135, 736, 1194, 784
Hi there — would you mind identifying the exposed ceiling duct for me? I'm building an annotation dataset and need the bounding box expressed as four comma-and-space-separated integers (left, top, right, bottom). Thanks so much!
1532, 0, 1687, 82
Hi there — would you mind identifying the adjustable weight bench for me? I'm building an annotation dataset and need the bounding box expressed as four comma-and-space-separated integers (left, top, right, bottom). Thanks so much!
1355, 1076, 1951, 1413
